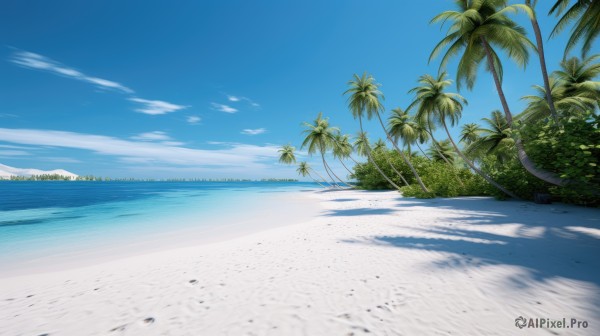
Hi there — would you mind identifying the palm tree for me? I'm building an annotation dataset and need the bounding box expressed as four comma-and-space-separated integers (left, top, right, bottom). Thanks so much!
279, 144, 331, 187
373, 138, 409, 186
388, 107, 417, 155
517, 1, 560, 122
428, 140, 456, 163
301, 113, 351, 188
519, 76, 596, 123
353, 132, 403, 190
344, 73, 429, 192
430, 0, 568, 187
278, 144, 297, 165
332, 132, 357, 175
460, 123, 483, 145
296, 162, 328, 188
466, 110, 516, 164
549, 0, 600, 57
409, 72, 517, 198
554, 54, 600, 102
412, 117, 433, 160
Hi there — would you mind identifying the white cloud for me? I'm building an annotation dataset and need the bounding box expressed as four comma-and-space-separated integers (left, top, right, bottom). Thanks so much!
0, 128, 280, 168
227, 95, 240, 102
224, 94, 260, 108
11, 51, 133, 94
129, 97, 187, 115
241, 128, 267, 135
187, 116, 201, 124
131, 131, 172, 141
11, 50, 188, 116
211, 103, 238, 113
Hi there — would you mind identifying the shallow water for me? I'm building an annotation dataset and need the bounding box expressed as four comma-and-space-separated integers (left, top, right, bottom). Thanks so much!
0, 181, 319, 274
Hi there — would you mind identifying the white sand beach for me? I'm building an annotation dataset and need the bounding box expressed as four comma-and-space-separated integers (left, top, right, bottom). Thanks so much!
1, 190, 599, 335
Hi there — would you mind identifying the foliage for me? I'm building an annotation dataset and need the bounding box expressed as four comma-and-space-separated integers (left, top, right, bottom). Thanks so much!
352, 149, 491, 198
520, 113, 600, 205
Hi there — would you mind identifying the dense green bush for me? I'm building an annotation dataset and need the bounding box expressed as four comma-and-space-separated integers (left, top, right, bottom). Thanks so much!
352, 149, 491, 198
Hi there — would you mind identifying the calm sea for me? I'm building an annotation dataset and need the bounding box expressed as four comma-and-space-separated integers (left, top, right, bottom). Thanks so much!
0, 181, 319, 275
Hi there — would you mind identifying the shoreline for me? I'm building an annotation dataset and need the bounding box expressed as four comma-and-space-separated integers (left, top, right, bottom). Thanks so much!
1, 190, 599, 335
0, 189, 321, 278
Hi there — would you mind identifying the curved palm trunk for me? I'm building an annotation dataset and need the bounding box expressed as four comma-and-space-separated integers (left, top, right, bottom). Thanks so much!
525, 0, 559, 122
310, 168, 334, 188
416, 142, 432, 160
358, 116, 403, 191
349, 155, 360, 165
374, 112, 429, 192
386, 156, 410, 186
481, 37, 569, 187
319, 150, 338, 186
323, 157, 353, 188
441, 119, 519, 199
339, 158, 354, 175
306, 172, 327, 188
425, 122, 465, 187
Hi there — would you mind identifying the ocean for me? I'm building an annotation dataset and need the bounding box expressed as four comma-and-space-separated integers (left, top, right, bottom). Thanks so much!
0, 181, 319, 275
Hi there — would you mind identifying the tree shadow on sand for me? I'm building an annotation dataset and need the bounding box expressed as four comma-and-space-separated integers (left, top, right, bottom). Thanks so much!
339, 197, 600, 312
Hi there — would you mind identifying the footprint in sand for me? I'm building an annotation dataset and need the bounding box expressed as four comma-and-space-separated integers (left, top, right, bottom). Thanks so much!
141, 317, 155, 326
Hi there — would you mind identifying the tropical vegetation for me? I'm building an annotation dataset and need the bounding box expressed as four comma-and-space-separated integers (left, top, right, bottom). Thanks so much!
278, 0, 599, 207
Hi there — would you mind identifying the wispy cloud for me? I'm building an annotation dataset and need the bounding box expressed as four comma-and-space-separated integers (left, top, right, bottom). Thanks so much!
241, 128, 267, 135
0, 128, 280, 168
211, 103, 238, 113
131, 131, 172, 141
129, 98, 188, 115
225, 93, 260, 108
10, 50, 188, 116
11, 51, 133, 94
187, 116, 201, 124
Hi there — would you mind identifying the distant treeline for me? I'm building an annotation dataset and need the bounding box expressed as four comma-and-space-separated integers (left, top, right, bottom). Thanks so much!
3, 174, 298, 182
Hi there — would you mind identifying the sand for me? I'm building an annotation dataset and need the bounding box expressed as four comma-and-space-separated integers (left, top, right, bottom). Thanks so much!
1, 190, 599, 335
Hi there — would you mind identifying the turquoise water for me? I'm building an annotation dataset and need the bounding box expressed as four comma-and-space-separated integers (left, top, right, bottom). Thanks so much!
0, 181, 318, 273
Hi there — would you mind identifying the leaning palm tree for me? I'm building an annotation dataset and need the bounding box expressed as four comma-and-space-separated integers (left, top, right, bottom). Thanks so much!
278, 144, 297, 165
388, 107, 417, 155
466, 111, 516, 165
511, 1, 560, 122
297, 162, 328, 188
279, 144, 331, 187
409, 72, 517, 198
430, 0, 568, 187
428, 140, 456, 163
549, 0, 600, 57
554, 54, 600, 102
460, 123, 483, 146
518, 76, 596, 123
344, 73, 429, 192
301, 113, 351, 188
353, 132, 403, 190
332, 132, 357, 175
373, 138, 409, 186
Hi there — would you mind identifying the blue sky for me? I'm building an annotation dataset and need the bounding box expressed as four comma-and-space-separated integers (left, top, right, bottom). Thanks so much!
0, 1, 580, 179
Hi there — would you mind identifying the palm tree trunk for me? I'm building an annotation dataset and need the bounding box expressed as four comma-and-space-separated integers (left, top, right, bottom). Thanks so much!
310, 168, 334, 188
349, 155, 360, 165
416, 142, 432, 160
425, 121, 465, 187
374, 112, 430, 192
339, 158, 354, 175
481, 37, 569, 187
386, 156, 410, 186
319, 150, 338, 186
525, 0, 559, 122
441, 118, 519, 199
358, 116, 403, 191
307, 172, 327, 188
323, 156, 353, 188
